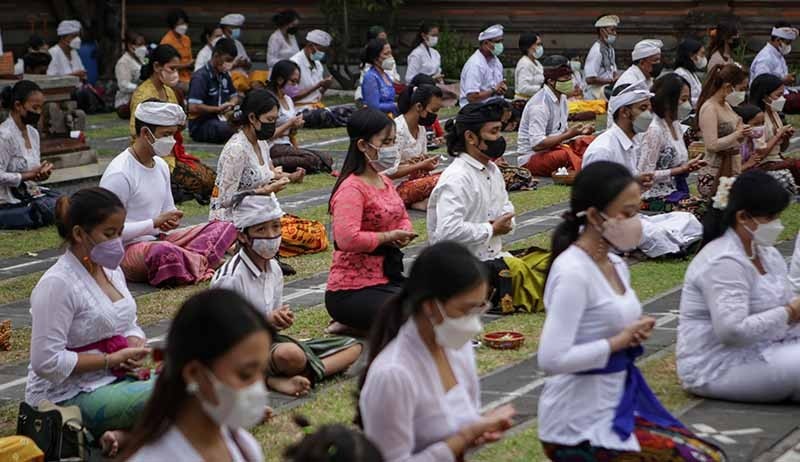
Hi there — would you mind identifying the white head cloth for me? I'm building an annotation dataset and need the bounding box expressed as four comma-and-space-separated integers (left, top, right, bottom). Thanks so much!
57, 20, 81, 36
306, 30, 332, 47
478, 24, 504, 42
608, 80, 653, 117
134, 101, 186, 126
595, 15, 620, 28
220, 14, 245, 27
772, 27, 799, 41
234, 194, 284, 229
632, 39, 663, 61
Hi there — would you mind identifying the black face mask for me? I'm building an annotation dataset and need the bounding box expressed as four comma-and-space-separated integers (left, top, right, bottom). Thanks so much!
287, 26, 299, 35
650, 62, 664, 78
21, 110, 40, 126
419, 111, 438, 126
730, 37, 741, 49
254, 121, 277, 140
478, 135, 506, 159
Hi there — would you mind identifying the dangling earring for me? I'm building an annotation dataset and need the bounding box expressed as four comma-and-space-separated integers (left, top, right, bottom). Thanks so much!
186, 381, 200, 394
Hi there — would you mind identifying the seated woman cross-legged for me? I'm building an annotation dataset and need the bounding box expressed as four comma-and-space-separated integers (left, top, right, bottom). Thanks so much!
517, 56, 595, 177
638, 74, 707, 215
391, 83, 444, 210
678, 171, 800, 403
267, 60, 334, 174
0, 80, 60, 229
538, 162, 726, 461
324, 108, 415, 335
121, 289, 271, 461
359, 242, 516, 461
26, 188, 155, 457
101, 101, 237, 286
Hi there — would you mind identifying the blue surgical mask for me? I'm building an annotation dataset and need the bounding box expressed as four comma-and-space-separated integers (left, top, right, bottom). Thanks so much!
492, 42, 504, 57
311, 51, 325, 61
231, 28, 241, 40
533, 45, 544, 59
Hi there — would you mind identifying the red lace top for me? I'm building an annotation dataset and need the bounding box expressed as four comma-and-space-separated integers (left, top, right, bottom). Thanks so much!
327, 174, 412, 291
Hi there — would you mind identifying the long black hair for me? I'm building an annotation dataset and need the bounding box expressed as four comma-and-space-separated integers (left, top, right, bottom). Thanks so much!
355, 241, 488, 427
0, 80, 42, 111
675, 38, 703, 73
701, 170, 790, 246
121, 289, 275, 459
397, 78, 443, 115
140, 44, 180, 81
230, 89, 279, 129
749, 73, 784, 111
360, 38, 388, 68
268, 59, 301, 94
548, 161, 636, 273
411, 22, 438, 50
328, 108, 394, 212
709, 22, 738, 58
285, 416, 383, 462
273, 9, 300, 28
54, 187, 123, 244
651, 73, 689, 121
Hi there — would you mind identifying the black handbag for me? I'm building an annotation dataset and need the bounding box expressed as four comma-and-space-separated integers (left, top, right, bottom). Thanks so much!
17, 401, 91, 462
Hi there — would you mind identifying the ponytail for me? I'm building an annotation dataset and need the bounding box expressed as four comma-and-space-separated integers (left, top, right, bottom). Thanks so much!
398, 78, 443, 115
547, 162, 635, 275
695, 63, 748, 115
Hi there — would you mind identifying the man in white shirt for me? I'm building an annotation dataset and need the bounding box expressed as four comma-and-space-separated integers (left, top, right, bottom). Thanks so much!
614, 39, 663, 92
584, 14, 620, 100
517, 57, 595, 176
290, 29, 334, 111
212, 194, 361, 396
459, 24, 507, 107
100, 101, 238, 285
750, 24, 800, 114
584, 83, 703, 257
46, 20, 86, 80
429, 100, 545, 313
220, 13, 251, 73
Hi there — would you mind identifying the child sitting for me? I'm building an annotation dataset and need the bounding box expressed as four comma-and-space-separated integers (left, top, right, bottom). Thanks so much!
211, 194, 362, 396
734, 104, 797, 194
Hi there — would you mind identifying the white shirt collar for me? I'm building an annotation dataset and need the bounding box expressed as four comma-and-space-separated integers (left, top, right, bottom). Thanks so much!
609, 124, 635, 151
543, 85, 559, 104
238, 249, 264, 278
459, 152, 490, 172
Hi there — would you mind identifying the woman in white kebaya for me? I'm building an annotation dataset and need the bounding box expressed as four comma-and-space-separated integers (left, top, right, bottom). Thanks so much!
679, 171, 800, 403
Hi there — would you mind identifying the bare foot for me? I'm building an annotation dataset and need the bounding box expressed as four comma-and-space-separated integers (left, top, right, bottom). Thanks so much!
268, 375, 311, 397
100, 430, 125, 457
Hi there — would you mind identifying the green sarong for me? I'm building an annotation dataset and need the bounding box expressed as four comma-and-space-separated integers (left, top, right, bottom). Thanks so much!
272, 334, 358, 384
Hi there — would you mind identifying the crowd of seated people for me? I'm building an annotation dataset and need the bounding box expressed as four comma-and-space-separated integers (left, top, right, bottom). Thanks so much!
5, 11, 800, 462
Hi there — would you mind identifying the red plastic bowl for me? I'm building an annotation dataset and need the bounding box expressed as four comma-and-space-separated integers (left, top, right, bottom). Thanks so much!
483, 331, 525, 350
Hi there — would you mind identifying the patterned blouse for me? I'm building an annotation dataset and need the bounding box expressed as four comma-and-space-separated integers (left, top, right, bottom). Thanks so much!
209, 131, 275, 222
0, 117, 42, 205
638, 116, 689, 200
327, 174, 412, 292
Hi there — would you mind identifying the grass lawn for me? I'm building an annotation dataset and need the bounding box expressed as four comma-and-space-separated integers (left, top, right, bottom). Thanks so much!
0, 228, 62, 260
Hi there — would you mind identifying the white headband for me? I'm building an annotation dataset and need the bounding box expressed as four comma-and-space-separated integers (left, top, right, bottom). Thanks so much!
608, 80, 653, 117
233, 194, 284, 229
134, 101, 186, 126
772, 27, 799, 41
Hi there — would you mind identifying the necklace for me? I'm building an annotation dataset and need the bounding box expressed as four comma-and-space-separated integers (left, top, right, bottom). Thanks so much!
575, 238, 608, 263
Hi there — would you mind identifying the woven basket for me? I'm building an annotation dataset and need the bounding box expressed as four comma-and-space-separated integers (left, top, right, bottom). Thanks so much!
551, 171, 577, 185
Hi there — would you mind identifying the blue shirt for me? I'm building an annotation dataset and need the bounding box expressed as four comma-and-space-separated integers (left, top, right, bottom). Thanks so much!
362, 66, 397, 115
187, 64, 235, 126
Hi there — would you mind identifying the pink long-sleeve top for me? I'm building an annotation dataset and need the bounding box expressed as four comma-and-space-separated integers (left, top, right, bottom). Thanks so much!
327, 174, 412, 292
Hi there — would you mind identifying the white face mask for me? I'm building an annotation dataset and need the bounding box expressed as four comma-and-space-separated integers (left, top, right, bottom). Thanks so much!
133, 46, 148, 60
693, 56, 708, 70
195, 370, 269, 430
69, 37, 82, 50
175, 24, 188, 36
432, 302, 483, 350
677, 101, 693, 120
745, 218, 784, 249
368, 143, 400, 175
427, 36, 439, 48
606, 34, 617, 45
146, 128, 176, 157
771, 96, 787, 113
780, 43, 792, 56
251, 236, 281, 260
725, 90, 746, 107
600, 213, 643, 251
570, 60, 582, 72
632, 109, 654, 134
533, 45, 544, 59
381, 57, 395, 71
160, 68, 180, 87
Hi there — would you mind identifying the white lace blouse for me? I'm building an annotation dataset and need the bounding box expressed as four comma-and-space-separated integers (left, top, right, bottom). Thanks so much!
638, 116, 688, 200
26, 250, 144, 406
394, 114, 427, 162
0, 117, 42, 205
209, 131, 275, 222
677, 229, 799, 390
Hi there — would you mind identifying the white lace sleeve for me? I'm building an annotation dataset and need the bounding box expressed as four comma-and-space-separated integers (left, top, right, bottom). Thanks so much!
701, 255, 790, 346
215, 144, 247, 209
638, 124, 671, 181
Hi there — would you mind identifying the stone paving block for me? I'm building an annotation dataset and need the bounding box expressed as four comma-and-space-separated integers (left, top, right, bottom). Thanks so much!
680, 401, 800, 462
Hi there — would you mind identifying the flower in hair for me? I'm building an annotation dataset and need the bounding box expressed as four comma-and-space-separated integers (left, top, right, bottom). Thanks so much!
712, 176, 735, 210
